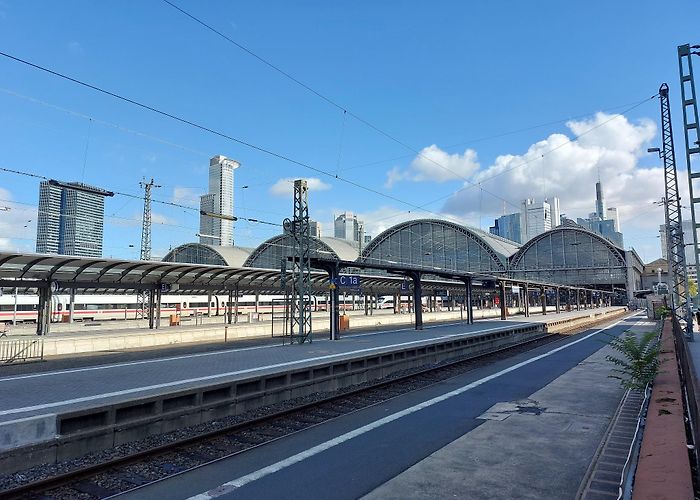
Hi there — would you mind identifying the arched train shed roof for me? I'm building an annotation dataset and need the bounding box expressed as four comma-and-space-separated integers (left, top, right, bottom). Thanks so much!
361, 219, 519, 274
244, 234, 359, 269
509, 226, 626, 286
162, 243, 253, 267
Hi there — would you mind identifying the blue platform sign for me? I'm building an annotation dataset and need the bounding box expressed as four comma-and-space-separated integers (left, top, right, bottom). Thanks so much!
338, 275, 361, 288
401, 280, 410, 291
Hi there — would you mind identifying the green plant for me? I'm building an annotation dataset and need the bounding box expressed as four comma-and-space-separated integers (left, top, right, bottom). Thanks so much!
657, 306, 670, 318
605, 330, 661, 390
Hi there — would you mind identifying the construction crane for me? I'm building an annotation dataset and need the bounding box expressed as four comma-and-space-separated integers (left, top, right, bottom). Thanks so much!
139, 178, 161, 261
652, 83, 693, 338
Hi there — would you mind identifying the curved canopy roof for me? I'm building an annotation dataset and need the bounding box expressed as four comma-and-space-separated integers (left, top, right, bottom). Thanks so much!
244, 234, 359, 269
162, 243, 252, 267
361, 219, 519, 273
509, 226, 627, 286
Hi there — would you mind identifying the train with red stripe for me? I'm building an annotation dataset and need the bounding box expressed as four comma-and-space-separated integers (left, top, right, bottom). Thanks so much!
0, 293, 346, 324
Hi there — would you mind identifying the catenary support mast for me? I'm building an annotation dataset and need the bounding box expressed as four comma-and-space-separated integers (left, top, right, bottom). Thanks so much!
679, 44, 700, 307
139, 178, 160, 261
658, 83, 694, 338
284, 179, 312, 344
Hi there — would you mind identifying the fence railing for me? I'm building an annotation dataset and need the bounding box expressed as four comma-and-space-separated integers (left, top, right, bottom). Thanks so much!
0, 337, 44, 364
671, 316, 700, 485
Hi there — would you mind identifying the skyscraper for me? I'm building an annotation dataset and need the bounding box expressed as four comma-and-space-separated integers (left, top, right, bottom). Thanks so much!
199, 155, 239, 246
489, 212, 523, 243
576, 180, 623, 247
334, 212, 364, 243
309, 219, 322, 238
36, 180, 113, 257
520, 197, 560, 242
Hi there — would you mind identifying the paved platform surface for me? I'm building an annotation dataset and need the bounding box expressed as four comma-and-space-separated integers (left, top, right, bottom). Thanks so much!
0, 307, 617, 424
364, 318, 653, 500
118, 311, 644, 500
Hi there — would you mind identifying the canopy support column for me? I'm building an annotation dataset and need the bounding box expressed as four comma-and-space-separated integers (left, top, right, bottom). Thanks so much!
499, 281, 508, 320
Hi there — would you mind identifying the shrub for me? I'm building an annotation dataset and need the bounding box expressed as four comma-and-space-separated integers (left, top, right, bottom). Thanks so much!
605, 330, 661, 390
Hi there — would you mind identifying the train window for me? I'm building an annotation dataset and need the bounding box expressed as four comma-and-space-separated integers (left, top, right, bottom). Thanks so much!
182, 302, 188, 309
57, 303, 63, 311
211, 302, 215, 307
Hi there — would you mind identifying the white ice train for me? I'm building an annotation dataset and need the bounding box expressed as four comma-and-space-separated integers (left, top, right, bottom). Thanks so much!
0, 293, 345, 324
376, 295, 444, 311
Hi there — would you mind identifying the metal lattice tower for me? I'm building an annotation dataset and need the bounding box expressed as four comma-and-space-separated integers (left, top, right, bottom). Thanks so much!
658, 83, 694, 337
137, 178, 159, 321
679, 44, 700, 303
139, 178, 160, 261
283, 179, 312, 344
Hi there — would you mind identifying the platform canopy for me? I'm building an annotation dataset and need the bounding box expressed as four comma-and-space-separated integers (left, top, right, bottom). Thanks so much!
0, 251, 468, 295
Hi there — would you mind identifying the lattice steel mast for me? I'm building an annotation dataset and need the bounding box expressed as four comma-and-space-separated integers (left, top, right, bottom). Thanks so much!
283, 179, 312, 344
138, 178, 160, 321
679, 44, 700, 307
139, 178, 160, 260
658, 83, 693, 338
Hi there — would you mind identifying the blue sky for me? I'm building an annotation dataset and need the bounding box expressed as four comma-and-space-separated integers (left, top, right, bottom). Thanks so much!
0, 0, 697, 262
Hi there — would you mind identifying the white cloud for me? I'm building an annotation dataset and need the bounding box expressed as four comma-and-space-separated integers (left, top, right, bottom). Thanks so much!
442, 113, 660, 221
385, 145, 480, 187
269, 178, 331, 197
171, 186, 201, 205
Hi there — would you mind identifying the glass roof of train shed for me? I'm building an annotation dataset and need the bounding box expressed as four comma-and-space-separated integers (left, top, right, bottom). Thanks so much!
0, 252, 469, 295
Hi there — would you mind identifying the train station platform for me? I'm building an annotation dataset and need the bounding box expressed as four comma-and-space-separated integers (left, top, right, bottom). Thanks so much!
0, 306, 627, 474
113, 310, 647, 500
3, 304, 570, 357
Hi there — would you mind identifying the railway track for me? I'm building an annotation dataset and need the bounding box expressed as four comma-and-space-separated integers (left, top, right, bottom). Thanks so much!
0, 311, 630, 499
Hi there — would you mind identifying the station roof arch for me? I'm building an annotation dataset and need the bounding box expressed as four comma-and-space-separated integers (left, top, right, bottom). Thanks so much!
509, 226, 627, 286
243, 234, 359, 269
162, 243, 253, 267
360, 218, 519, 274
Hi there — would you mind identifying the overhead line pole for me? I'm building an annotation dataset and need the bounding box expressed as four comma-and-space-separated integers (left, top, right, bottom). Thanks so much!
657, 83, 693, 339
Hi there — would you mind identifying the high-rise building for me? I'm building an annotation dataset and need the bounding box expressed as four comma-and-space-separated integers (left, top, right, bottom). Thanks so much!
199, 155, 239, 246
489, 213, 523, 243
334, 212, 364, 243
606, 207, 620, 232
520, 197, 560, 242
36, 180, 112, 257
577, 181, 624, 248
309, 219, 322, 238
595, 181, 606, 220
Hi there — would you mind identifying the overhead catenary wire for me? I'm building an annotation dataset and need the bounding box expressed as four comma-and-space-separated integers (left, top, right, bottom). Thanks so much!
0, 50, 657, 240
0, 51, 653, 231
0, 51, 438, 216
0, 164, 283, 227
159, 1, 520, 210
161, 1, 657, 215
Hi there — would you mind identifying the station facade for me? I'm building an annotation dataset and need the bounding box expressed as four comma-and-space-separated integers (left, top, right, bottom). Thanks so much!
164, 218, 642, 300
